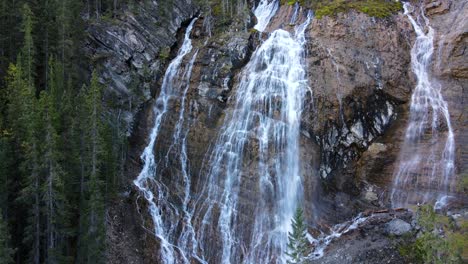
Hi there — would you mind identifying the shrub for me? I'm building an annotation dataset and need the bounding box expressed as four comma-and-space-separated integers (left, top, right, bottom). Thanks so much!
399, 205, 467, 263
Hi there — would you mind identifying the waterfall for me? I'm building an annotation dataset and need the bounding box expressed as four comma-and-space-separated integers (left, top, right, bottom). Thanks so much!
254, 0, 279, 32
195, 10, 313, 264
391, 3, 455, 209
289, 2, 300, 25
133, 18, 200, 264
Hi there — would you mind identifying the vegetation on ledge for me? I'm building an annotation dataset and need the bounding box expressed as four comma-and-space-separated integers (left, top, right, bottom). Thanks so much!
281, 0, 403, 19
399, 205, 468, 263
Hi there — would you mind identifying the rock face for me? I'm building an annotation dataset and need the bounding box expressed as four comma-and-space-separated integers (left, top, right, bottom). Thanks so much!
82, 0, 468, 263
300, 9, 413, 221
426, 0, 468, 175
352, 0, 468, 208
85, 0, 197, 134
308, 210, 414, 264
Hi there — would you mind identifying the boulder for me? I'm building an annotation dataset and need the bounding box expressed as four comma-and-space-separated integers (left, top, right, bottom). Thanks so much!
385, 218, 412, 236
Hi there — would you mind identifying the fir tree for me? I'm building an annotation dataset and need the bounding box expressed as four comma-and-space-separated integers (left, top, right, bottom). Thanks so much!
39, 69, 70, 263
286, 208, 310, 264
19, 3, 35, 89
0, 212, 15, 264
11, 6, 42, 263
77, 71, 106, 264
0, 1, 92, 262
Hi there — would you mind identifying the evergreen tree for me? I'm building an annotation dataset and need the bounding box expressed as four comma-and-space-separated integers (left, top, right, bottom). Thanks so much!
0, 212, 15, 264
0, 1, 98, 262
38, 60, 71, 263
77, 71, 106, 264
20, 3, 35, 89
11, 6, 42, 263
286, 208, 309, 264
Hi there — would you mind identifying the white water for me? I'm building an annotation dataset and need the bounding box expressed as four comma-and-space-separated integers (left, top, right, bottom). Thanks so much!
195, 10, 313, 264
253, 0, 279, 32
391, 3, 455, 209
308, 214, 368, 260
289, 2, 300, 25
133, 18, 200, 264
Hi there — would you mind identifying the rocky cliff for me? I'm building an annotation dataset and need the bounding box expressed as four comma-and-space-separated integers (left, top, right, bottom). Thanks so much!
83, 0, 467, 263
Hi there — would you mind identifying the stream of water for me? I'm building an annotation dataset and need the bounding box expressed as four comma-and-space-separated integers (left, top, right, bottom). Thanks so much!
195, 7, 313, 263
133, 18, 200, 264
391, 3, 455, 209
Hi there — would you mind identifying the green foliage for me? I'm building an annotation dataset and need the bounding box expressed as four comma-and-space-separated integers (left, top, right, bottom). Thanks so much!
76, 71, 108, 263
19, 3, 35, 88
0, 213, 15, 264
283, 0, 402, 19
194, 0, 251, 32
459, 172, 468, 193
0, 1, 125, 262
159, 47, 171, 61
280, 0, 301, 5
399, 205, 468, 263
286, 208, 309, 264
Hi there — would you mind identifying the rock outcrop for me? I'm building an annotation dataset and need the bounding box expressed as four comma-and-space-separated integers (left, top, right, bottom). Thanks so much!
85, 0, 197, 134
308, 210, 414, 264
299, 7, 413, 222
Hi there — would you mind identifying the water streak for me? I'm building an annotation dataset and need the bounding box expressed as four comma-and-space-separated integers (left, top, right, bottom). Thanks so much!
308, 214, 368, 260
133, 18, 199, 264
391, 3, 455, 209
196, 11, 313, 264
289, 2, 300, 25
254, 0, 279, 32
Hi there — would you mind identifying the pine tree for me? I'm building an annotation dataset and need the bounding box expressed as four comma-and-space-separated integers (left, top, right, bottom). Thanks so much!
20, 3, 35, 89
0, 212, 15, 264
77, 71, 106, 264
38, 59, 71, 263
0, 1, 91, 262
12, 5, 42, 263
286, 208, 310, 264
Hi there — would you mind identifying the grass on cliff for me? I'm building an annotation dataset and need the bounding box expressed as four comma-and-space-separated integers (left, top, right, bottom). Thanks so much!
281, 0, 403, 19
399, 205, 468, 263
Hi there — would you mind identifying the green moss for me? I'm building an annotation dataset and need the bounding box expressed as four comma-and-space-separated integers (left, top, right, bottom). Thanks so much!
159, 47, 171, 61
350, 0, 403, 18
249, 28, 258, 34
281, 0, 402, 19
280, 0, 296, 5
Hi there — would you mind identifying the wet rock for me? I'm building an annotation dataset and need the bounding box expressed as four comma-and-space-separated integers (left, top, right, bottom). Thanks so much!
385, 219, 412, 236
301, 9, 410, 192
308, 210, 414, 264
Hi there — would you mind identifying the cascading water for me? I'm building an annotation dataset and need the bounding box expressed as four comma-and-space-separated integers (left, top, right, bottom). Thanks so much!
289, 2, 300, 25
133, 18, 202, 264
391, 3, 455, 209
195, 9, 313, 264
253, 0, 279, 32
307, 214, 368, 260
